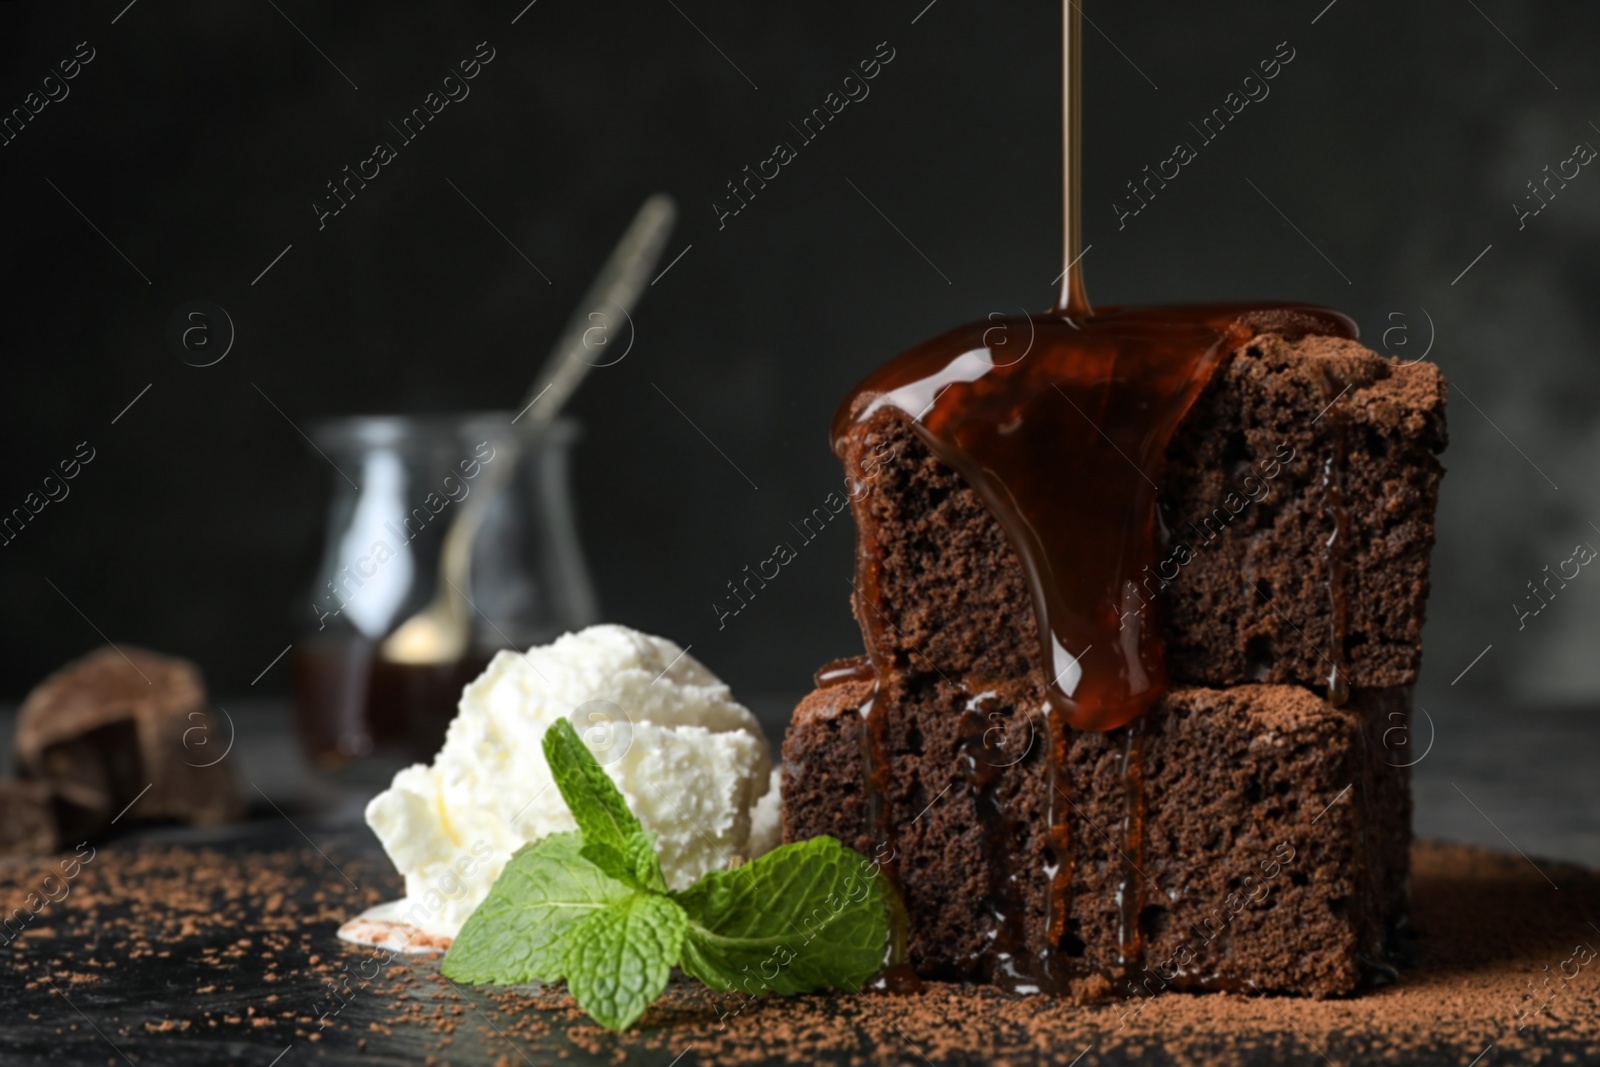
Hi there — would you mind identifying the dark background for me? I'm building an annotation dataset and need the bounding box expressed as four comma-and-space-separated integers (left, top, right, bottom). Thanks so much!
1, 1, 1596, 829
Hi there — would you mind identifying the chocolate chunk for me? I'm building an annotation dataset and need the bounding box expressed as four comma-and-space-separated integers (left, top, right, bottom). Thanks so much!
0, 780, 59, 856
15, 646, 245, 835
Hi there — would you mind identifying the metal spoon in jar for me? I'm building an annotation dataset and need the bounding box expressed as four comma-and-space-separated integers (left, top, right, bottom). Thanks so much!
380, 194, 677, 666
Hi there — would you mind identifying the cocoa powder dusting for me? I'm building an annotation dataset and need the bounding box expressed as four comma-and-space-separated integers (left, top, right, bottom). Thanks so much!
0, 837, 1592, 1064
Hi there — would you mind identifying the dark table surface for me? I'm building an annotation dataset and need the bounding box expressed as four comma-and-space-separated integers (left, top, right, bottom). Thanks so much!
2, 697, 1597, 1066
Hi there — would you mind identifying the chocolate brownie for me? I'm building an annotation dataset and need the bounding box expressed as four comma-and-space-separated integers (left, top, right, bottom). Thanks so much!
834, 332, 1447, 695
785, 313, 1445, 997
783, 677, 1410, 998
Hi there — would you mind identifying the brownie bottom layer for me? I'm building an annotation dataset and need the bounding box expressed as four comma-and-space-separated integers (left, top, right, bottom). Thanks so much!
782, 677, 1411, 999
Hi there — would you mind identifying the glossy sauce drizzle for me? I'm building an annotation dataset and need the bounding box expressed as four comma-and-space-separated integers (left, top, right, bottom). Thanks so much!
956, 692, 1036, 987
814, 655, 876, 689
1118, 718, 1148, 971
836, 303, 1355, 986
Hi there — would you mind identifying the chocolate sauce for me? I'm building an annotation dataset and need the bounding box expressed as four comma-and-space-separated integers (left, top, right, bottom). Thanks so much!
867, 962, 925, 995
855, 688, 898, 888
1118, 718, 1148, 973
957, 692, 1038, 990
814, 655, 875, 689
1042, 700, 1080, 978
837, 302, 1356, 987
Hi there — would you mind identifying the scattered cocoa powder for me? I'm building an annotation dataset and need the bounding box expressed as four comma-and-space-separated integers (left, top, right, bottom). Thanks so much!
0, 836, 1593, 1064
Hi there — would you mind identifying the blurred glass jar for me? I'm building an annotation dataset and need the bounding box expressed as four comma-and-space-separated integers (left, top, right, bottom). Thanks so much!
292, 413, 597, 780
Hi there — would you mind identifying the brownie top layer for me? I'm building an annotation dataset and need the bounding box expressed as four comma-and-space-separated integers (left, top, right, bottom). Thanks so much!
831, 306, 1375, 735
837, 326, 1446, 698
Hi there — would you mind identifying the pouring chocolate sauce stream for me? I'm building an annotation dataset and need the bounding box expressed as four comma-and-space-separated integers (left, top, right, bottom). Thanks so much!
833, 1, 1356, 991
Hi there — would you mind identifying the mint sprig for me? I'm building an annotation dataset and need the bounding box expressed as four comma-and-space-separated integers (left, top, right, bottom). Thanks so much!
673, 836, 889, 995
541, 711, 643, 851
440, 718, 898, 1030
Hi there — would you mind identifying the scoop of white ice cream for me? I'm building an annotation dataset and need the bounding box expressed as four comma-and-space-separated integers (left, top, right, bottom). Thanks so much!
364, 625, 776, 938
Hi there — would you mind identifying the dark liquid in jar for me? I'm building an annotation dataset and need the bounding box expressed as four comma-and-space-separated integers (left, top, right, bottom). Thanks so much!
292, 641, 491, 772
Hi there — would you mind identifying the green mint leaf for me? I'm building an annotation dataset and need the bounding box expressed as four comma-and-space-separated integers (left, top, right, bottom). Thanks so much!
581, 830, 667, 891
440, 832, 631, 985
673, 835, 892, 996
562, 892, 688, 1031
543, 717, 641, 850
579, 840, 633, 883
627, 832, 668, 893
579, 831, 666, 893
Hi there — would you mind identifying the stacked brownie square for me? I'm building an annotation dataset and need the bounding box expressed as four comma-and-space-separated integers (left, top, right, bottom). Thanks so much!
782, 329, 1447, 999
